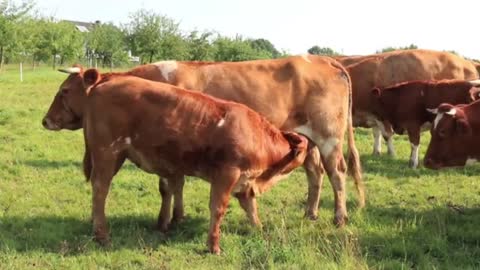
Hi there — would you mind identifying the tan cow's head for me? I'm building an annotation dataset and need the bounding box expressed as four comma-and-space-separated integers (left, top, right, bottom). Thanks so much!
42, 65, 89, 131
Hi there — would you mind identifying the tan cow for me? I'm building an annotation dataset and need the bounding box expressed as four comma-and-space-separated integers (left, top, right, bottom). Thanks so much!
81, 70, 309, 254
43, 55, 365, 228
344, 49, 479, 156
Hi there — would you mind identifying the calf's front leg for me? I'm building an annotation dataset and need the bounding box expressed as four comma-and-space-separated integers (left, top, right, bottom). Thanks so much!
89, 151, 118, 245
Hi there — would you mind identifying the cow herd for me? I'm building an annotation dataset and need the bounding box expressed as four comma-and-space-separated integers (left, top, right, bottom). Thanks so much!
41, 49, 480, 254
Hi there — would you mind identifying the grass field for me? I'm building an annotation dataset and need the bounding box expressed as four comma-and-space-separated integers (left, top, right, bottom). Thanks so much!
1, 66, 480, 269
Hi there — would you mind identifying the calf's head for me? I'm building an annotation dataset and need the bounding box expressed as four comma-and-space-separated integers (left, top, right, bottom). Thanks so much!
279, 131, 309, 174
42, 65, 89, 131
424, 103, 472, 169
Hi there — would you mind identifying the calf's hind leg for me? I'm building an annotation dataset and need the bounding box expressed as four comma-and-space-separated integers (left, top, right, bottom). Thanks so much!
234, 191, 262, 227
157, 175, 185, 231
207, 169, 239, 254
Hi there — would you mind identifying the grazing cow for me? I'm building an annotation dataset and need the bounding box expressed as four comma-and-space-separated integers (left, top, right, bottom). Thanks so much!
81, 69, 309, 254
345, 49, 479, 157
424, 101, 480, 169
369, 79, 480, 168
42, 55, 365, 228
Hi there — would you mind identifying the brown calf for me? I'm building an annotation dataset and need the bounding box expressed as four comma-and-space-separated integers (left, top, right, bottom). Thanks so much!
370, 79, 480, 168
81, 69, 308, 254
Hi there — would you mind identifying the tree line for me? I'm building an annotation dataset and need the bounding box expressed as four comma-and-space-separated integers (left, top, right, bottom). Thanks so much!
0, 1, 289, 70
2, 0, 452, 71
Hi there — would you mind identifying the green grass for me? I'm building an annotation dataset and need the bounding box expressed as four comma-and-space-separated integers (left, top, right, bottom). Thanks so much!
1, 66, 480, 269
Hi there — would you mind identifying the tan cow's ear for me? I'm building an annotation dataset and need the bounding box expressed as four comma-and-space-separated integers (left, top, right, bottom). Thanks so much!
371, 87, 381, 97
83, 69, 101, 88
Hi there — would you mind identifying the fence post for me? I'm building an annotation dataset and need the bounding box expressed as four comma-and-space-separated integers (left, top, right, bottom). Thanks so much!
20, 62, 23, 82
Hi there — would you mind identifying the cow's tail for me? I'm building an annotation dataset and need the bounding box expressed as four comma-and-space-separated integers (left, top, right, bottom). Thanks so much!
335, 61, 365, 208
83, 130, 92, 182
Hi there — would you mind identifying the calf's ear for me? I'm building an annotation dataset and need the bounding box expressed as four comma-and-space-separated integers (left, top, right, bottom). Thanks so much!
437, 103, 455, 114
469, 87, 480, 101
83, 69, 101, 88
426, 108, 438, 114
371, 87, 381, 97
456, 119, 472, 136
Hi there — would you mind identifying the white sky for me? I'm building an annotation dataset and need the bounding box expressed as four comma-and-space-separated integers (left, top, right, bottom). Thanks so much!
35, 0, 480, 59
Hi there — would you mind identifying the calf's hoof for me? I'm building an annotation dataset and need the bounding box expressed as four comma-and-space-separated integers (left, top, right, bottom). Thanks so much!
333, 215, 348, 228
171, 214, 185, 226
209, 245, 221, 255
304, 211, 318, 221
372, 150, 381, 156
94, 235, 111, 247
408, 160, 418, 169
153, 222, 170, 233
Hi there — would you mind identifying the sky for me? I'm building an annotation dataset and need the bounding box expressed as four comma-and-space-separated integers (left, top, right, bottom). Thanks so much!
34, 0, 480, 59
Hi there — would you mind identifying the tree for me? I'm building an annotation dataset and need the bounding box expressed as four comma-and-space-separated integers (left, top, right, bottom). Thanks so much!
376, 44, 418, 53
185, 30, 214, 61
0, 0, 35, 69
36, 19, 84, 69
307, 46, 340, 56
212, 35, 270, 61
125, 9, 187, 63
87, 22, 127, 68
249, 38, 280, 58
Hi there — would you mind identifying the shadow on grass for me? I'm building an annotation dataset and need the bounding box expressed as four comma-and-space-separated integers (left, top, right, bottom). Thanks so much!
0, 214, 208, 255
360, 204, 480, 268
361, 153, 480, 181
23, 159, 82, 168
361, 153, 442, 179
24, 159, 138, 171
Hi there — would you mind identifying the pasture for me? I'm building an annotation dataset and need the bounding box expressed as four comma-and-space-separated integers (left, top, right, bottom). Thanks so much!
1, 66, 480, 269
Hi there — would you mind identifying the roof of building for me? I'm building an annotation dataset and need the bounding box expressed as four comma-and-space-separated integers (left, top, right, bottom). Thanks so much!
62, 20, 100, 32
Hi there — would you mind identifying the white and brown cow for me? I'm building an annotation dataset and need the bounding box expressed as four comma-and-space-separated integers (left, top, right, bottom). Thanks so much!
43, 55, 365, 228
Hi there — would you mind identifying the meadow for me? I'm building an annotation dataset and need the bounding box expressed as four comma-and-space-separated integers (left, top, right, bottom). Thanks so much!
1, 65, 479, 269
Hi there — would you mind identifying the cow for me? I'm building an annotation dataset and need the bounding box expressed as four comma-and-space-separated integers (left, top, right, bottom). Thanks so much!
81, 69, 309, 254
369, 79, 480, 168
424, 101, 480, 169
344, 49, 479, 157
42, 55, 365, 228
